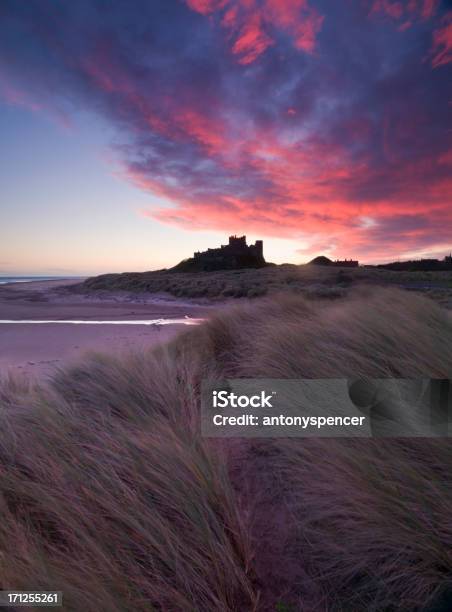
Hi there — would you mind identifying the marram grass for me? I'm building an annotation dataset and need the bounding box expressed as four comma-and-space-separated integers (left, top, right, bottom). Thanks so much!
1, 288, 452, 610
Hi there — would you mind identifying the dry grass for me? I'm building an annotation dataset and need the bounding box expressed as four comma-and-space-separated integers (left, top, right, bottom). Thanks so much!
176, 287, 452, 379
77, 264, 452, 307
1, 288, 452, 610
0, 352, 256, 611
270, 437, 452, 610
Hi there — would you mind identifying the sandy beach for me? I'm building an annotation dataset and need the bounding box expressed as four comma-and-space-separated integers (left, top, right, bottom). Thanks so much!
0, 279, 215, 378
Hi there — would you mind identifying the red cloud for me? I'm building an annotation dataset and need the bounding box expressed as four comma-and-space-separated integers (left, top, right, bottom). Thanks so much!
232, 12, 273, 64
186, 0, 324, 63
431, 13, 452, 67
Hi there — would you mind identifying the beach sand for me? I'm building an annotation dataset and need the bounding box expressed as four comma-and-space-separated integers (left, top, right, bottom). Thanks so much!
0, 279, 216, 378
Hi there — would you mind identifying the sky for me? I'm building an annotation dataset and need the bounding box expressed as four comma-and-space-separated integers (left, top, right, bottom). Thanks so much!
0, 0, 451, 274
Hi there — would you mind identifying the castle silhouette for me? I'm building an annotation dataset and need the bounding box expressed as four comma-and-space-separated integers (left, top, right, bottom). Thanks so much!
172, 235, 266, 272
194, 235, 264, 264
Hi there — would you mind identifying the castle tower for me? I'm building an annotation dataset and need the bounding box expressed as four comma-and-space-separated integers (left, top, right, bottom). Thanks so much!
228, 235, 247, 247
254, 240, 263, 259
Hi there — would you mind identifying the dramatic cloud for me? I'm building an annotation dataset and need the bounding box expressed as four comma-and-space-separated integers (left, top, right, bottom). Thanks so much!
0, 0, 451, 261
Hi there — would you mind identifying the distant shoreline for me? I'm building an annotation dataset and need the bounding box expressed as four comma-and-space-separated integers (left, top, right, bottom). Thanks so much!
0, 276, 85, 286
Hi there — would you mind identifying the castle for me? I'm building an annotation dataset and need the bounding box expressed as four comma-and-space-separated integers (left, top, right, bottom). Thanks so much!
173, 235, 266, 272
194, 235, 264, 264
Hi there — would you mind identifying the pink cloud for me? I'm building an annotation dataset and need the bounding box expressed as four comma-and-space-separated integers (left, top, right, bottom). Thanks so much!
185, 0, 228, 15
420, 0, 438, 20
431, 13, 452, 67
175, 110, 228, 153
232, 12, 273, 64
369, 3, 450, 68
221, 6, 239, 27
264, 0, 324, 52
186, 0, 324, 64
370, 0, 439, 25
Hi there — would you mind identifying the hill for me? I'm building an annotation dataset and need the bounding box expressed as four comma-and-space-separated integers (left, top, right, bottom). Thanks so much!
75, 264, 452, 308
309, 255, 333, 265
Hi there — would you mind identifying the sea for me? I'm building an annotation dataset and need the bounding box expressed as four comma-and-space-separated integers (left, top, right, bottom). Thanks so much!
0, 276, 81, 285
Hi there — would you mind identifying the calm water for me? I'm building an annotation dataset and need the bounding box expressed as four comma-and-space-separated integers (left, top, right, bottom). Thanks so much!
0, 276, 81, 285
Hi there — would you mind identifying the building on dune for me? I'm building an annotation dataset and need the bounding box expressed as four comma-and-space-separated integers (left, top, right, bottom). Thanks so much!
377, 254, 452, 272
334, 259, 359, 268
309, 255, 359, 267
172, 235, 267, 272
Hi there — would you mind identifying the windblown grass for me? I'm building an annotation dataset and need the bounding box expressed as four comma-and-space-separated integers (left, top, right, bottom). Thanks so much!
0, 352, 256, 611
176, 287, 452, 379
1, 288, 452, 610
271, 437, 452, 610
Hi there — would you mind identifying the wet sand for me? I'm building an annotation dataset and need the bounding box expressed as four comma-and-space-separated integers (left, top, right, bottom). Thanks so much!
0, 280, 216, 378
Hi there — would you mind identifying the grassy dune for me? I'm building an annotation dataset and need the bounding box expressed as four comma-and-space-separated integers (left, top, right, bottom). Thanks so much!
78, 265, 452, 306
1, 289, 452, 610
